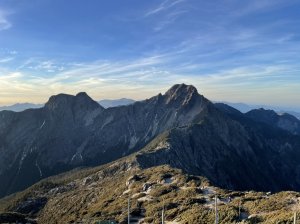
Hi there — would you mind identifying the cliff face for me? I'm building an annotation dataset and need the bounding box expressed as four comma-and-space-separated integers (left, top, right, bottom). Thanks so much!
0, 92, 104, 197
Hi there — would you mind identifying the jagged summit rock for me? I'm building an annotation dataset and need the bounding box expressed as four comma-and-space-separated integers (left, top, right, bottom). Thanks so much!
44, 92, 103, 124
164, 83, 199, 105
45, 93, 74, 109
165, 83, 198, 97
45, 92, 101, 111
76, 92, 89, 97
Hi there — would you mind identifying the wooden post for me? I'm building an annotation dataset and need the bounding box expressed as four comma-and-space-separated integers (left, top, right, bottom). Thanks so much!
294, 212, 297, 224
238, 199, 241, 221
215, 195, 218, 224
128, 198, 130, 224
162, 205, 165, 224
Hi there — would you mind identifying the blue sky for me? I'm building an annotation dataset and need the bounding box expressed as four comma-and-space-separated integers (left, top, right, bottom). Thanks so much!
0, 0, 300, 110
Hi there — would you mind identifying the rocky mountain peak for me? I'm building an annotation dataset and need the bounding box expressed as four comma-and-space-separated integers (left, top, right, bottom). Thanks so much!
165, 83, 198, 97
45, 93, 74, 110
45, 92, 101, 112
74, 92, 103, 110
164, 84, 199, 105
76, 92, 90, 98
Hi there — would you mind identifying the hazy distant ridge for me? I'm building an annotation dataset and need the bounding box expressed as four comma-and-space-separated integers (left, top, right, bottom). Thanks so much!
0, 103, 43, 112
98, 98, 135, 108
217, 101, 300, 119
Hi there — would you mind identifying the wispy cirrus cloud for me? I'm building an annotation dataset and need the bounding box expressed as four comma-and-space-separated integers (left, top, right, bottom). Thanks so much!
1, 51, 300, 109
18, 58, 65, 73
0, 0, 299, 110
0, 9, 12, 31
153, 9, 188, 31
0, 55, 173, 105
0, 57, 14, 63
145, 0, 188, 31
145, 0, 186, 17
231, 0, 297, 18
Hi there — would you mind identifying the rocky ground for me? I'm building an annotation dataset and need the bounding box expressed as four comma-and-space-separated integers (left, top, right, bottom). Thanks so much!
0, 156, 299, 224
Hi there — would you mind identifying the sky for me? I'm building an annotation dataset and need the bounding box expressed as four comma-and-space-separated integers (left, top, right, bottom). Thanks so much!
0, 0, 300, 110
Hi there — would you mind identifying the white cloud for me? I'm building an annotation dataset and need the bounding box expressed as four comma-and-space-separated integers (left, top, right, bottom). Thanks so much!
0, 57, 14, 63
1, 52, 299, 109
0, 9, 12, 31
0, 55, 174, 105
0, 0, 299, 107
18, 58, 65, 73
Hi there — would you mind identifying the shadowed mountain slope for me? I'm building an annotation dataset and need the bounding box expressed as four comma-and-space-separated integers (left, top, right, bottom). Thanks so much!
0, 84, 212, 197
0, 84, 300, 199
245, 108, 300, 135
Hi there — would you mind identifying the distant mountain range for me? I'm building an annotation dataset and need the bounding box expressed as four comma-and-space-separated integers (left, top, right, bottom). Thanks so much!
98, 98, 135, 108
0, 99, 135, 112
220, 101, 300, 119
2, 100, 299, 121
0, 84, 300, 200
0, 103, 43, 112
